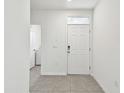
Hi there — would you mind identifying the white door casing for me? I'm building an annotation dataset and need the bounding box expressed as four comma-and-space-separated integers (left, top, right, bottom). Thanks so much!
67, 24, 90, 74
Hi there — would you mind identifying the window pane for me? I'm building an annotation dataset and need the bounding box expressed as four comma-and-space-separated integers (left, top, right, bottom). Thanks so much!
67, 17, 89, 24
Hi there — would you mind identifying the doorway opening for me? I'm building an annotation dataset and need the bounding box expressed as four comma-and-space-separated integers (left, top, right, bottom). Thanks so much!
29, 25, 41, 87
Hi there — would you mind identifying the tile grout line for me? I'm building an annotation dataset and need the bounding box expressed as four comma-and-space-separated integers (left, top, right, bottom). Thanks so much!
69, 76, 71, 93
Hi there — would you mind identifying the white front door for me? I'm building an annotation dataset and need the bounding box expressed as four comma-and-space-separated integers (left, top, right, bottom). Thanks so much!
67, 24, 90, 74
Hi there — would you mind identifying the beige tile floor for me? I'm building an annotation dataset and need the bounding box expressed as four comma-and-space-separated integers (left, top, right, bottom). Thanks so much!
30, 66, 104, 93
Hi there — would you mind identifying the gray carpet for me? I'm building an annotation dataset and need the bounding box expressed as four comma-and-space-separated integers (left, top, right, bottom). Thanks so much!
30, 66, 104, 93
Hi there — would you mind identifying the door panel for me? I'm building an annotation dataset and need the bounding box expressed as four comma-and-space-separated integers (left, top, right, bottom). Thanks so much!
68, 25, 90, 74
68, 55, 89, 74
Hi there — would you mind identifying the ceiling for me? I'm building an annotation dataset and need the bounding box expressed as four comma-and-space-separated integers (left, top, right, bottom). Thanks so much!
31, 0, 99, 10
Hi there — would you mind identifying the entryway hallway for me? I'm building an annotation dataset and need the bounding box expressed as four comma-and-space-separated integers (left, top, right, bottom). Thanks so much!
30, 66, 104, 93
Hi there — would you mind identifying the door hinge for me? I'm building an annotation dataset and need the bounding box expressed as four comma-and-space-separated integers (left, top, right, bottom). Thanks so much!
89, 66, 91, 70
89, 48, 91, 51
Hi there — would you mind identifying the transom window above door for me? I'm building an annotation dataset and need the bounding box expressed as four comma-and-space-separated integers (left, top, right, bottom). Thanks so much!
67, 17, 89, 24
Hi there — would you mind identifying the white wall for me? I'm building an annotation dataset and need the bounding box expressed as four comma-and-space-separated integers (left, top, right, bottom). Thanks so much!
30, 25, 41, 50
4, 0, 30, 93
93, 0, 120, 93
30, 31, 36, 68
31, 10, 93, 75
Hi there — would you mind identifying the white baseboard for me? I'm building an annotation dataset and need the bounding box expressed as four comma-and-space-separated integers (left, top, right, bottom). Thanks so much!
91, 74, 106, 93
90, 72, 94, 76
41, 72, 67, 75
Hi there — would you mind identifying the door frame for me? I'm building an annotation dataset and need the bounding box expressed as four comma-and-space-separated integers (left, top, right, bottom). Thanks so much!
66, 16, 93, 75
